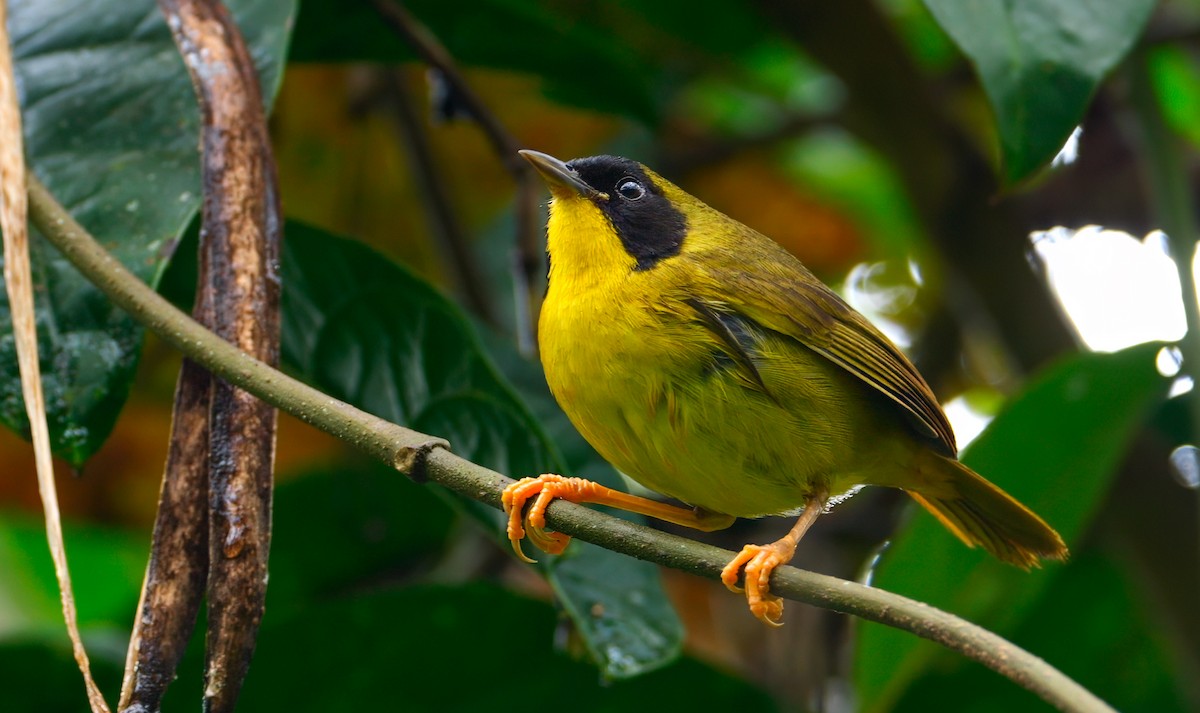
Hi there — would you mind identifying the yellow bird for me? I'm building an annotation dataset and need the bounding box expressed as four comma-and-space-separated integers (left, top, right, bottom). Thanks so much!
504, 150, 1067, 625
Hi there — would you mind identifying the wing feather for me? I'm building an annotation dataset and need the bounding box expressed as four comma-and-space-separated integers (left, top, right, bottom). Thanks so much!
687, 241, 957, 456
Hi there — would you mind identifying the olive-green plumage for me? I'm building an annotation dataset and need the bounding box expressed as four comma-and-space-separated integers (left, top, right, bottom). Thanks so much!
525, 151, 1066, 568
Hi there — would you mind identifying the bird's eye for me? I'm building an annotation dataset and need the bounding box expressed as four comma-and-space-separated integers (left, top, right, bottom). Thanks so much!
617, 178, 645, 201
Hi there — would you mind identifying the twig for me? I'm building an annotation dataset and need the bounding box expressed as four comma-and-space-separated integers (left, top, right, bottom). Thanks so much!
0, 4, 110, 712
1128, 55, 1200, 557
29, 174, 1114, 713
375, 69, 497, 325
367, 0, 542, 353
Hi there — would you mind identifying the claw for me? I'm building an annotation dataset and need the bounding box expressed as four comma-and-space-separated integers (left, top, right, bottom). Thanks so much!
528, 525, 570, 555
721, 543, 788, 627
720, 547, 752, 594
500, 474, 579, 563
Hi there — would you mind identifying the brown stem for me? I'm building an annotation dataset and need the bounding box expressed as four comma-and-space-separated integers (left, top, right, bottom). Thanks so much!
127, 2, 283, 712
376, 69, 497, 324
119, 359, 211, 711
0, 1, 110, 710
367, 0, 543, 350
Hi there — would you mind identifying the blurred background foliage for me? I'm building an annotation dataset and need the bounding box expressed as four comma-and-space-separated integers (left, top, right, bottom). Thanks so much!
1, 0, 1199, 711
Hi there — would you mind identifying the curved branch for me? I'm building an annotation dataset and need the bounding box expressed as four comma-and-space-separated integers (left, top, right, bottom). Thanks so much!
28, 175, 1114, 713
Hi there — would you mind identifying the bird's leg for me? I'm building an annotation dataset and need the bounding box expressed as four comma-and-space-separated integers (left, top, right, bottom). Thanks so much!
721, 490, 827, 626
501, 474, 735, 563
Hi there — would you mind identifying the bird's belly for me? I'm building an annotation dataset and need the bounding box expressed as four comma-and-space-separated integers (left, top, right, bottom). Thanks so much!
542, 313, 874, 517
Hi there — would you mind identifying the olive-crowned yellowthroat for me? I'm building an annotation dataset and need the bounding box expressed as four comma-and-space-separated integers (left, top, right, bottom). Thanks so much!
504, 150, 1067, 625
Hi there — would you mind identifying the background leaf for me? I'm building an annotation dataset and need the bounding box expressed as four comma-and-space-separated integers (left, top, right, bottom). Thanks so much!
924, 0, 1156, 183
1147, 45, 1200, 152
289, 0, 657, 123
855, 343, 1168, 710
0, 512, 144, 639
892, 550, 1191, 712
0, 0, 294, 465
265, 461, 457, 621
0, 509, 142, 711
164, 584, 778, 713
279, 220, 683, 679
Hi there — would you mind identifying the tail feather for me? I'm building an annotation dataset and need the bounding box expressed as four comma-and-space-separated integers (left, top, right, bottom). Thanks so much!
907, 453, 1068, 568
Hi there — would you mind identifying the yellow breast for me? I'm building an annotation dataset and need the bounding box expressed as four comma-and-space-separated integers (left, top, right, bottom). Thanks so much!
538, 258, 873, 517
536, 178, 908, 517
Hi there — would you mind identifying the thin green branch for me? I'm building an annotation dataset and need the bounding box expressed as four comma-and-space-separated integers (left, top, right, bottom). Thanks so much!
28, 173, 1114, 713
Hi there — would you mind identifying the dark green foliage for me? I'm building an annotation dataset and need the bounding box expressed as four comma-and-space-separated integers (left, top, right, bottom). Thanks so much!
856, 344, 1169, 709
924, 0, 1156, 183
280, 223, 684, 678
0, 0, 294, 465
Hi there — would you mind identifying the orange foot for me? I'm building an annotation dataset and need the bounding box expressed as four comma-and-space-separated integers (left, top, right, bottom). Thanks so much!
721, 543, 790, 627
501, 474, 738, 565
501, 474, 593, 563
719, 493, 825, 626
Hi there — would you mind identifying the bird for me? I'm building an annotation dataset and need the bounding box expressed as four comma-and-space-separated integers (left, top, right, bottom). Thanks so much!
503, 149, 1068, 626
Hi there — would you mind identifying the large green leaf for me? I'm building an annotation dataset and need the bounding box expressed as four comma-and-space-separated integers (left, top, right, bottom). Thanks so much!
854, 343, 1168, 711
0, 510, 144, 643
162, 584, 777, 713
2, 640, 125, 713
0, 512, 139, 712
0, 0, 294, 465
924, 0, 1155, 183
289, 0, 656, 123
266, 461, 457, 620
892, 550, 1191, 713
279, 221, 683, 679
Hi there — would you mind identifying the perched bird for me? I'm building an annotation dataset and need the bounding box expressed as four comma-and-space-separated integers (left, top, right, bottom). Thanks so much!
504, 150, 1067, 625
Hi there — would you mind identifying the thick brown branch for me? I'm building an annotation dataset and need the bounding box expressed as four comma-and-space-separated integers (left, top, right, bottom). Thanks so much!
119, 359, 211, 711
121, 2, 283, 712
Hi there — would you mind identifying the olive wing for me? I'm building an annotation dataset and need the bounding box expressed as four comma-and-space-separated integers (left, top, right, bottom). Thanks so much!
690, 255, 957, 457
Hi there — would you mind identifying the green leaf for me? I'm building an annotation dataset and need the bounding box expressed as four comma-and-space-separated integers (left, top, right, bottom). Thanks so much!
1, 639, 125, 713
1147, 45, 1200, 152
280, 221, 683, 679
266, 461, 457, 620
164, 584, 778, 713
892, 550, 1192, 713
924, 0, 1155, 183
0, 511, 144, 641
854, 343, 1168, 711
289, 0, 657, 123
0, 0, 295, 465
780, 128, 926, 263
0, 511, 140, 711
607, 0, 768, 58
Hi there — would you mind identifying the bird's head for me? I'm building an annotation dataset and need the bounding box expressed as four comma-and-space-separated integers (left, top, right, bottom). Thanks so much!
520, 150, 702, 276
